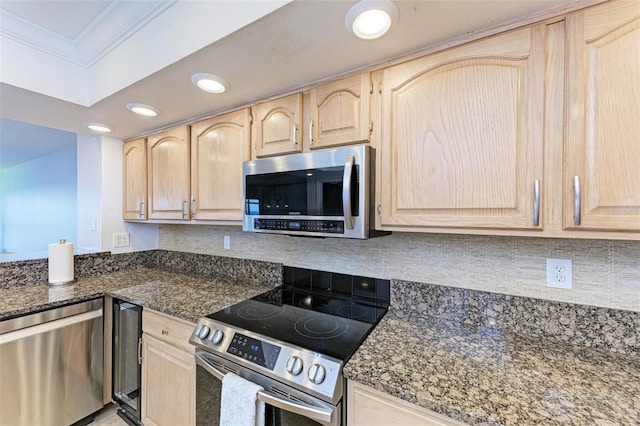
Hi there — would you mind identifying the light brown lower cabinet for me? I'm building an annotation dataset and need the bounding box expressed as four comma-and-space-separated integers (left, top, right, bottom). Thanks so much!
347, 381, 466, 426
141, 310, 196, 426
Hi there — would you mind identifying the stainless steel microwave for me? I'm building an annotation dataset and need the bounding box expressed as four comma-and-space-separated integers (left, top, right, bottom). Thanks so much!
242, 144, 388, 239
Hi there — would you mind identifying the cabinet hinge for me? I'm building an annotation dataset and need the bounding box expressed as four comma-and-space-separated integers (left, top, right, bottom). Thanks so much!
378, 82, 382, 94
369, 81, 374, 94
377, 203, 382, 215
369, 120, 373, 133
249, 113, 254, 124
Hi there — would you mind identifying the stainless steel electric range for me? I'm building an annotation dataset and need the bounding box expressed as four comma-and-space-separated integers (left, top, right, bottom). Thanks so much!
189, 267, 389, 426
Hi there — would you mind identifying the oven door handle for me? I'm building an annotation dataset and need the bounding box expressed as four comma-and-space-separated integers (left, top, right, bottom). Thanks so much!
195, 352, 226, 380
342, 154, 356, 230
195, 353, 336, 425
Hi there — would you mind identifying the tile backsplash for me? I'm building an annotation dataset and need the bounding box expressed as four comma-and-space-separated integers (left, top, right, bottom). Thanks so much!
158, 225, 640, 312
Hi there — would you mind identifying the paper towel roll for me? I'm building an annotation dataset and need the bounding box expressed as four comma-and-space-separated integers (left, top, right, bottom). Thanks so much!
48, 240, 74, 284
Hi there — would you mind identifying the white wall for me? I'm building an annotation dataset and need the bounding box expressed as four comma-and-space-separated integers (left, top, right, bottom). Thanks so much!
0, 145, 77, 252
0, 131, 157, 259
77, 134, 102, 251
0, 182, 4, 252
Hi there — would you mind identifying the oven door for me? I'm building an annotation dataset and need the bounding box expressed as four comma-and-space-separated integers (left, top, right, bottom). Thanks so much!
195, 351, 341, 426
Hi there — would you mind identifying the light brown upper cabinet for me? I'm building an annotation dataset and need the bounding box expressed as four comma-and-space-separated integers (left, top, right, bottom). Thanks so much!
377, 25, 545, 230
252, 93, 303, 158
147, 126, 191, 220
123, 138, 147, 220
308, 73, 372, 149
563, 0, 640, 232
190, 108, 251, 221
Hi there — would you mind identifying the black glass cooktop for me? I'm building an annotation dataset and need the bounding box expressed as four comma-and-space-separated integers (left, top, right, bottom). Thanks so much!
206, 287, 387, 361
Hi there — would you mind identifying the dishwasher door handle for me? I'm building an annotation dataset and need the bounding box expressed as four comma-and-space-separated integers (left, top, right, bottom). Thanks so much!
0, 309, 102, 345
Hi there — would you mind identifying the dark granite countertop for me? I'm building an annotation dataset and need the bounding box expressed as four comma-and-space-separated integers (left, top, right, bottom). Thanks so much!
0, 267, 274, 323
344, 311, 640, 425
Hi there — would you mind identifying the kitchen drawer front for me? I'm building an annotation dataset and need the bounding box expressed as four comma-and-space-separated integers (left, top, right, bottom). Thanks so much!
142, 310, 195, 354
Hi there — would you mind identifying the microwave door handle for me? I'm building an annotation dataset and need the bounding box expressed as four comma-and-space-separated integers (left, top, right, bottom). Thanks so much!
342, 155, 356, 229
195, 353, 336, 425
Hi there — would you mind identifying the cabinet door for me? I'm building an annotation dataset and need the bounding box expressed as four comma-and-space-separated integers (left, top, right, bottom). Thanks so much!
252, 93, 303, 158
190, 109, 251, 221
347, 381, 466, 426
147, 126, 191, 220
564, 0, 640, 232
378, 25, 545, 230
309, 73, 372, 149
123, 138, 147, 220
141, 333, 195, 426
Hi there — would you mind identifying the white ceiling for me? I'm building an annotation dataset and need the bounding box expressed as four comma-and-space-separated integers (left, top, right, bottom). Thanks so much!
0, 0, 176, 67
0, 0, 594, 165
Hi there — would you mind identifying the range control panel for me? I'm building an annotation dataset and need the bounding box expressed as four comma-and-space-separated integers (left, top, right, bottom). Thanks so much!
227, 332, 281, 371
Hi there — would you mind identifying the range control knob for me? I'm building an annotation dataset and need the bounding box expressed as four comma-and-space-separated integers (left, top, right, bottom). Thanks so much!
209, 329, 224, 345
285, 356, 303, 376
308, 364, 326, 385
197, 325, 210, 340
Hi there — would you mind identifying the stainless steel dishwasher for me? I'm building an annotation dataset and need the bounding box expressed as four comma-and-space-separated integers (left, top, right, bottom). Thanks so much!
0, 299, 104, 426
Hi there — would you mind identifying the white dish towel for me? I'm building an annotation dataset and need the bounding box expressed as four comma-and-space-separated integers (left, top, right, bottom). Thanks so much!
220, 372, 265, 426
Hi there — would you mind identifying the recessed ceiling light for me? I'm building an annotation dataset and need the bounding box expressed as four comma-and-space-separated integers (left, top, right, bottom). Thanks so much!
345, 0, 399, 40
126, 103, 160, 117
191, 73, 229, 94
83, 122, 112, 133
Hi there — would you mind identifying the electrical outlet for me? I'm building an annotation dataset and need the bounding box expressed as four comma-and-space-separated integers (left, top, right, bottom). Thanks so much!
546, 258, 572, 289
113, 233, 130, 248
223, 235, 230, 250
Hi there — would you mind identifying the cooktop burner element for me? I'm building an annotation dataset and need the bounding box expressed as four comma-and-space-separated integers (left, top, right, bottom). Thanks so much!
237, 303, 283, 321
294, 314, 349, 340
335, 303, 369, 320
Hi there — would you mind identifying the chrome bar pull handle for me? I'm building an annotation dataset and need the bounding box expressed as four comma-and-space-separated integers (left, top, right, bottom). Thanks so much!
182, 200, 187, 219
139, 201, 144, 218
342, 155, 356, 229
309, 120, 313, 146
573, 176, 581, 225
533, 179, 540, 227
138, 337, 143, 365
190, 197, 196, 217
291, 123, 297, 146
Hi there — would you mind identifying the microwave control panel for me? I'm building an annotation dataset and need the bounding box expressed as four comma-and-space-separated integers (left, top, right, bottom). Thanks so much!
254, 219, 344, 234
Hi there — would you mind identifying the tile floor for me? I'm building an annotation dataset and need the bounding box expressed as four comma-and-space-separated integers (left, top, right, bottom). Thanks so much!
88, 405, 128, 426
